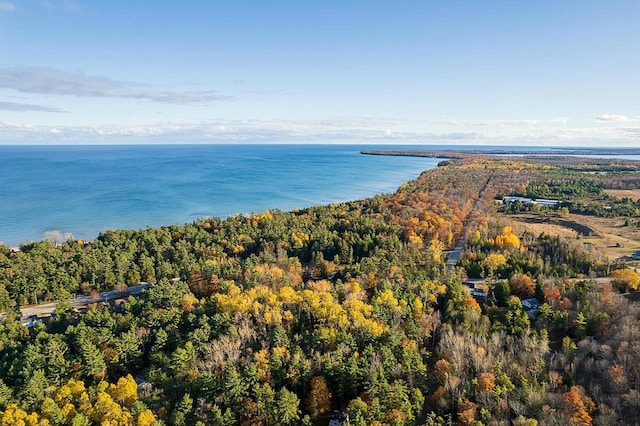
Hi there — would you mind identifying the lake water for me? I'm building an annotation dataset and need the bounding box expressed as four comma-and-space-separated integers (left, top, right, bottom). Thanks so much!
0, 144, 446, 246
4, 144, 637, 247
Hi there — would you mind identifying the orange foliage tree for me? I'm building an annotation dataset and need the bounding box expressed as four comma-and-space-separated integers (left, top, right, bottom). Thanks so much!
476, 372, 496, 393
563, 386, 594, 426
509, 274, 536, 298
305, 376, 332, 419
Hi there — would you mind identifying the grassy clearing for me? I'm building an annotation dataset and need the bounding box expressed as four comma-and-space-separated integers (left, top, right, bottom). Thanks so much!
504, 212, 640, 260
604, 189, 640, 201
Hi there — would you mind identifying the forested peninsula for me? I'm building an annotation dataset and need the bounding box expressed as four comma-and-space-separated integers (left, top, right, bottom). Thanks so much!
2, 155, 640, 425
362, 148, 640, 159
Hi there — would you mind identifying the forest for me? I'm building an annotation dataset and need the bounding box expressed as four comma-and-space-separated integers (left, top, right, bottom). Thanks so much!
1, 155, 640, 425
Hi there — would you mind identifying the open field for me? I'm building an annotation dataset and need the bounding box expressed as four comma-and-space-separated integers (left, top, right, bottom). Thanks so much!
604, 188, 640, 201
505, 212, 640, 260
510, 216, 578, 239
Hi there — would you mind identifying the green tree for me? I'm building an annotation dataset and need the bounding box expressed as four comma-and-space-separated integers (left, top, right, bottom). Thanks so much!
493, 280, 511, 307
52, 287, 73, 324
0, 283, 17, 316
223, 363, 248, 409
575, 312, 587, 339
276, 388, 301, 426
0, 379, 13, 410
347, 397, 369, 426
505, 296, 530, 337
173, 393, 193, 426
20, 369, 48, 411
79, 340, 106, 379
255, 383, 276, 423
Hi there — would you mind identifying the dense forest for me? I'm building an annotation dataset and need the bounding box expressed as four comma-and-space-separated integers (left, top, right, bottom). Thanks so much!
1, 156, 640, 425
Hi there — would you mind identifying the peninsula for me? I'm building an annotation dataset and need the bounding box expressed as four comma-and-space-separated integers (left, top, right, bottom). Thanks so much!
2, 155, 640, 425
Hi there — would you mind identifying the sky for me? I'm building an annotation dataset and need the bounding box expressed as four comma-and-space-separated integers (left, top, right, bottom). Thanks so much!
0, 0, 639, 146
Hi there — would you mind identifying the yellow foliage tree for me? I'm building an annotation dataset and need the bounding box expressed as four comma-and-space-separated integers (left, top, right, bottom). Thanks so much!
108, 374, 138, 407
92, 391, 134, 425
611, 268, 640, 292
482, 253, 507, 278
290, 230, 310, 249
429, 238, 444, 262
136, 409, 157, 426
494, 226, 521, 249
0, 404, 40, 426
373, 289, 400, 312
254, 349, 272, 382
344, 299, 386, 337
181, 292, 199, 312
0, 377, 157, 426
343, 279, 366, 301
412, 296, 424, 318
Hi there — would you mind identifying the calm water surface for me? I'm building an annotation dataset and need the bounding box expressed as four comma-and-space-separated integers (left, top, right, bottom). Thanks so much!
0, 144, 443, 246
6, 144, 634, 247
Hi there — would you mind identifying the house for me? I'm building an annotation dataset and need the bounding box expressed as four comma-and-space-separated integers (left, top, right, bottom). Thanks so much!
21, 315, 44, 328
503, 196, 534, 204
328, 410, 348, 426
534, 199, 561, 208
502, 196, 562, 209
632, 251, 640, 260
470, 288, 488, 298
522, 298, 542, 320
463, 279, 486, 289
463, 279, 487, 299
521, 298, 541, 310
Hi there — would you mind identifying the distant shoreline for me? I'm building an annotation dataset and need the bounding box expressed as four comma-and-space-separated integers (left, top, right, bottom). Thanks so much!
361, 148, 640, 158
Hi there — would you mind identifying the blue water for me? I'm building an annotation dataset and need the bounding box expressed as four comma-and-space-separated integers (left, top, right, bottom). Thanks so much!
0, 144, 447, 247
5, 144, 636, 247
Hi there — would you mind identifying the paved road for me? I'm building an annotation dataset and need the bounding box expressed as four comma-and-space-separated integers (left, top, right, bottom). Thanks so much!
446, 242, 466, 270
446, 174, 494, 270
19, 283, 152, 326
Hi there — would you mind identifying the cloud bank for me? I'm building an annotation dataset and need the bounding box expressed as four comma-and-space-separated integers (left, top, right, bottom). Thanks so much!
0, 101, 64, 112
0, 66, 231, 103
0, 2, 15, 11
595, 114, 633, 123
0, 117, 637, 147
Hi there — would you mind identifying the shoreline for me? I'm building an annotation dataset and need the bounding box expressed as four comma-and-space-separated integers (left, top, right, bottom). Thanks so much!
361, 148, 640, 158
0, 145, 440, 248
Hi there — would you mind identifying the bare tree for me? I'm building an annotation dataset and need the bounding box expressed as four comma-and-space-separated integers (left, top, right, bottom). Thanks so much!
45, 230, 63, 246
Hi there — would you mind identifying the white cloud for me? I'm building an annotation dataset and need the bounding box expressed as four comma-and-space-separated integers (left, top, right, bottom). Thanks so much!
0, 101, 64, 112
0, 66, 232, 103
283, 116, 569, 130
595, 114, 633, 123
349, 116, 569, 127
0, 117, 638, 147
0, 2, 15, 11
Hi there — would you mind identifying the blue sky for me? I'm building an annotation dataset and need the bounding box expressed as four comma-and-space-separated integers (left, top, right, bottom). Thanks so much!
0, 0, 639, 146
